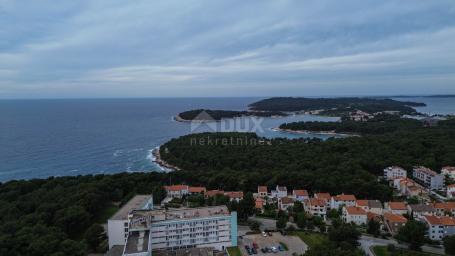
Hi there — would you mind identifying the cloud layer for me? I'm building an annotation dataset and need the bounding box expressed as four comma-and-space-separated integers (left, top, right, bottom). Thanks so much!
1, 0, 455, 98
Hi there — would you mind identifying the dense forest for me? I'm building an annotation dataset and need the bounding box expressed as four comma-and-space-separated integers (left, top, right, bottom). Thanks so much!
248, 97, 425, 115
177, 109, 287, 121
279, 114, 423, 135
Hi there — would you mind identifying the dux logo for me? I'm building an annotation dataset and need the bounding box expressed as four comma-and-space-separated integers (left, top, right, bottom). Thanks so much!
190, 110, 265, 133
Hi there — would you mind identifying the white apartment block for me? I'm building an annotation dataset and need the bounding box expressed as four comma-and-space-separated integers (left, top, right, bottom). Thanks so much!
292, 189, 309, 202
271, 185, 287, 199
123, 206, 237, 256
423, 215, 455, 241
330, 194, 356, 209
304, 198, 327, 220
384, 166, 407, 180
447, 184, 455, 199
442, 166, 455, 180
412, 166, 444, 190
108, 195, 154, 249
165, 185, 189, 198
342, 206, 367, 225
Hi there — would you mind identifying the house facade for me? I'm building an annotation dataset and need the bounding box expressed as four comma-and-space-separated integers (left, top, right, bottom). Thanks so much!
304, 198, 327, 220
330, 194, 356, 209
383, 212, 407, 235
292, 189, 309, 202
423, 215, 455, 241
412, 166, 444, 190
342, 206, 367, 225
384, 166, 407, 180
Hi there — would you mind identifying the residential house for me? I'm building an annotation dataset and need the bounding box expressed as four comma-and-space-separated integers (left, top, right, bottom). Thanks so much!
447, 184, 455, 199
225, 191, 243, 202
292, 189, 309, 202
407, 204, 436, 219
278, 197, 295, 211
433, 202, 455, 216
349, 110, 373, 121
385, 202, 408, 215
330, 194, 356, 209
304, 198, 327, 220
384, 166, 407, 181
383, 212, 408, 235
342, 206, 367, 225
314, 193, 331, 209
442, 166, 455, 180
258, 186, 268, 197
356, 200, 383, 215
412, 166, 444, 190
188, 186, 206, 195
423, 215, 455, 241
393, 178, 425, 197
164, 185, 189, 198
255, 198, 265, 212
205, 190, 224, 198
271, 186, 288, 199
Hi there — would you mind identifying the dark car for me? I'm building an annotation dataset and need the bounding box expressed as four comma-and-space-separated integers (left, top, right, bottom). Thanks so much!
279, 230, 287, 236
261, 248, 267, 253
252, 248, 258, 254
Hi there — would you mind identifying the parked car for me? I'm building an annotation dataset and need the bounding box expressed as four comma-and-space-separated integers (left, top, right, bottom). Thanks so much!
278, 245, 284, 251
279, 230, 287, 236
267, 231, 273, 236
261, 248, 267, 253
252, 248, 257, 254
262, 231, 267, 237
252, 243, 259, 249
271, 246, 278, 253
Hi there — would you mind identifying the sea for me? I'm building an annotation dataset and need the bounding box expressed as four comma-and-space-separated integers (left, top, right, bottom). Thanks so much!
0, 96, 454, 182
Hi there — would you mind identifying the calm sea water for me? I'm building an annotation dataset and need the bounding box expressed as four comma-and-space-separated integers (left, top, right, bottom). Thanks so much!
1, 97, 454, 182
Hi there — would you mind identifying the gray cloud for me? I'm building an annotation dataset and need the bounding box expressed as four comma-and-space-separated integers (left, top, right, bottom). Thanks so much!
1, 0, 455, 98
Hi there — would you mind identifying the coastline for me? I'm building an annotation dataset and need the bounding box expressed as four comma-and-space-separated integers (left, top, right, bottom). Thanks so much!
271, 127, 358, 137
151, 146, 181, 172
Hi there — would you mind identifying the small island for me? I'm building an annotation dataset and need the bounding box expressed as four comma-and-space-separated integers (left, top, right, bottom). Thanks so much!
175, 109, 288, 121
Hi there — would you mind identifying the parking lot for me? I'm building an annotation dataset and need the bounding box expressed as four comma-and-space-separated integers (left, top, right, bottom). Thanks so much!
239, 232, 308, 256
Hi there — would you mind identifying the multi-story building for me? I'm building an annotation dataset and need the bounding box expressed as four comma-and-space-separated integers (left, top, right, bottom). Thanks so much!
423, 215, 455, 241
108, 195, 154, 249
442, 166, 455, 180
385, 202, 408, 215
447, 184, 455, 199
255, 198, 265, 212
224, 191, 243, 202
342, 206, 367, 225
355, 200, 383, 215
383, 212, 407, 235
123, 206, 237, 256
314, 193, 331, 209
433, 202, 455, 216
412, 166, 444, 190
305, 198, 327, 220
292, 189, 309, 202
407, 204, 436, 219
384, 166, 407, 180
330, 194, 356, 209
189, 186, 207, 195
165, 185, 190, 198
271, 185, 287, 199
278, 197, 295, 211
257, 186, 268, 197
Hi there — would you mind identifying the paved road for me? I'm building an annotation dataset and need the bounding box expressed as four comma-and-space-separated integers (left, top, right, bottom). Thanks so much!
359, 235, 445, 255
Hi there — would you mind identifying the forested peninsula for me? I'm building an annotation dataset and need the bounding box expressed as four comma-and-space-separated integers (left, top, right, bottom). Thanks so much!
176, 109, 288, 121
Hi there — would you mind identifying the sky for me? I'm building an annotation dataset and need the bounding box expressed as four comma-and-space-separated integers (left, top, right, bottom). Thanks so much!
1, 0, 455, 98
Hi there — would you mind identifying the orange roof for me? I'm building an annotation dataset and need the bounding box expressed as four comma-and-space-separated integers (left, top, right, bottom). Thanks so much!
384, 212, 407, 223
388, 202, 407, 210
448, 184, 455, 188
345, 206, 367, 215
308, 198, 326, 207
425, 215, 455, 226
434, 202, 455, 211
367, 212, 380, 221
189, 186, 206, 193
335, 194, 356, 201
258, 186, 268, 193
280, 197, 295, 204
225, 191, 243, 199
205, 190, 224, 197
315, 193, 331, 200
356, 200, 368, 207
255, 198, 265, 209
293, 189, 308, 196
165, 185, 188, 191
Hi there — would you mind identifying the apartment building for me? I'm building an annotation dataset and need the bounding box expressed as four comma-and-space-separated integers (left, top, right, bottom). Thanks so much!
330, 194, 356, 209
447, 184, 455, 199
385, 202, 408, 215
383, 212, 407, 235
292, 189, 309, 202
384, 166, 407, 180
123, 206, 237, 256
433, 202, 455, 216
304, 198, 327, 220
257, 186, 268, 197
271, 185, 288, 199
355, 200, 383, 215
278, 197, 295, 211
423, 215, 455, 241
407, 204, 436, 219
342, 206, 367, 225
108, 195, 154, 249
442, 166, 455, 179
314, 193, 332, 209
412, 166, 444, 190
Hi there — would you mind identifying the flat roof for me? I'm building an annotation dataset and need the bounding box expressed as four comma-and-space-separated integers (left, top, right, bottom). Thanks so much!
110, 195, 152, 220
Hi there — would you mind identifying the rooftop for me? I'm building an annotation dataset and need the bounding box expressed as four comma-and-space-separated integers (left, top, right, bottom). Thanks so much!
280, 197, 295, 204
424, 215, 455, 226
345, 206, 367, 215
258, 186, 268, 193
387, 202, 407, 210
442, 166, 455, 172
189, 186, 206, 193
165, 185, 189, 191
385, 166, 406, 171
413, 166, 438, 177
124, 230, 150, 255
277, 186, 287, 192
315, 193, 331, 200
225, 191, 243, 199
384, 212, 407, 223
356, 200, 368, 207
293, 189, 308, 196
308, 198, 326, 207
408, 204, 435, 212
110, 195, 153, 220
334, 194, 356, 201
433, 202, 455, 210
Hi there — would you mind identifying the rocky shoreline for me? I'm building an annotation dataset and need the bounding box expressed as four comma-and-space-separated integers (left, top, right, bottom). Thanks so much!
151, 147, 181, 172
271, 127, 358, 137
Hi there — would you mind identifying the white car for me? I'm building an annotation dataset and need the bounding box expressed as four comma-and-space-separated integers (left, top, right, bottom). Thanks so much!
271, 246, 278, 253
262, 231, 267, 237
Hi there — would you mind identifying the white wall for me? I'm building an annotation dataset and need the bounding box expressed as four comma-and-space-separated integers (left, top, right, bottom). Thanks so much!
108, 219, 128, 249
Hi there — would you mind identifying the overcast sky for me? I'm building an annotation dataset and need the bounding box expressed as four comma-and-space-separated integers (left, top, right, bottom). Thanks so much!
1, 0, 455, 98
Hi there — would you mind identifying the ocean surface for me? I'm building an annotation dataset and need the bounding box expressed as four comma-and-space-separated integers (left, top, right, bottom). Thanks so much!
1, 97, 454, 182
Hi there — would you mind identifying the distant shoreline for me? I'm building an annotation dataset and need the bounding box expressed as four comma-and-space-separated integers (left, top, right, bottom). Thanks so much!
151, 147, 180, 172
271, 127, 359, 137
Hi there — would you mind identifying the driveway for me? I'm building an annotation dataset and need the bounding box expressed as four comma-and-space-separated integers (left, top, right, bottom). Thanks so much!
239, 232, 307, 256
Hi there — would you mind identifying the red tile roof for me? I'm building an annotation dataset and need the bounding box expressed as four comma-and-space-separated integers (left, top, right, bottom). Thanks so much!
356, 200, 368, 207
424, 215, 455, 226
384, 212, 407, 223
387, 202, 407, 210
315, 193, 331, 201
448, 184, 455, 188
434, 202, 455, 211
293, 189, 308, 196
189, 186, 206, 193
258, 186, 268, 193
345, 206, 367, 215
165, 185, 188, 191
225, 191, 243, 199
308, 198, 326, 207
334, 194, 356, 201
280, 197, 295, 204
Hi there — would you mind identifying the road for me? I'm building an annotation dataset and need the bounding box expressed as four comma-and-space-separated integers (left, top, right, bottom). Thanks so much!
359, 235, 445, 255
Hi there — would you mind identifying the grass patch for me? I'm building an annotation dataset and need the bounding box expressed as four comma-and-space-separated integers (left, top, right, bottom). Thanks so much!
95, 204, 119, 223
371, 246, 439, 256
227, 246, 241, 256
279, 242, 288, 251
289, 231, 328, 248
